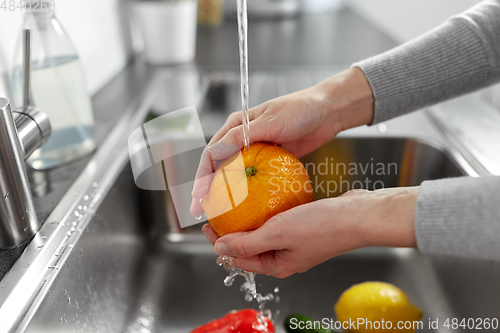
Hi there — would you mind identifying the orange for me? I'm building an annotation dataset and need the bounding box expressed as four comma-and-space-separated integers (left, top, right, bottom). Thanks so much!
203, 142, 314, 237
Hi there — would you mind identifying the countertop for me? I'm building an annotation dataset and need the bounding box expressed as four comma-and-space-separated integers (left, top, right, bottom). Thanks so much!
195, 8, 396, 70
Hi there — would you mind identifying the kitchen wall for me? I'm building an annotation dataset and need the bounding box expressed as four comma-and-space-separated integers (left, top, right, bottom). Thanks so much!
347, 0, 482, 43
0, 0, 133, 98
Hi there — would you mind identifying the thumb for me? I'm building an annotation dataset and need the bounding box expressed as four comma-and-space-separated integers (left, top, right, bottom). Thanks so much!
214, 215, 287, 257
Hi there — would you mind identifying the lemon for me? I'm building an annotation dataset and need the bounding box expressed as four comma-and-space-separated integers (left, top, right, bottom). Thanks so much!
335, 282, 423, 332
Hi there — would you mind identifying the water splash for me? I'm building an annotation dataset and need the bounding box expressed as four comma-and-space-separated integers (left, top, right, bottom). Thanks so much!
217, 255, 278, 325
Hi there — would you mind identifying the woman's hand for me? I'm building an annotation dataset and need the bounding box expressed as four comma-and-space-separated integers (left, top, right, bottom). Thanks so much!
191, 68, 374, 217
203, 187, 419, 278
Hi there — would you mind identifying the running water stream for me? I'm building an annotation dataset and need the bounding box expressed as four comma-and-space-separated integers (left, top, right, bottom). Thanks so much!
237, 0, 251, 151
214, 1, 279, 324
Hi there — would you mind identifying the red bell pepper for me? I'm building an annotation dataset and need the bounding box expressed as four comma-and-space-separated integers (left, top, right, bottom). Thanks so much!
191, 309, 275, 333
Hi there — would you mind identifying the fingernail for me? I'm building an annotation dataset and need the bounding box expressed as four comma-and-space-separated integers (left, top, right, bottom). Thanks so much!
208, 142, 240, 159
208, 142, 224, 155
215, 241, 228, 255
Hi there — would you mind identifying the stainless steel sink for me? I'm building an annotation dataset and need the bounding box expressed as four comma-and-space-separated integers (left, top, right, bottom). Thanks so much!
23, 135, 500, 333
1, 69, 498, 333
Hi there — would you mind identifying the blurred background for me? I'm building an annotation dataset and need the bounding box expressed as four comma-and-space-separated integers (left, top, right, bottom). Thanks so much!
0, 0, 482, 96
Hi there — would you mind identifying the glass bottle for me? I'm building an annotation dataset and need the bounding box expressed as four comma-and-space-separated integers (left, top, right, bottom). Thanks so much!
12, 2, 96, 170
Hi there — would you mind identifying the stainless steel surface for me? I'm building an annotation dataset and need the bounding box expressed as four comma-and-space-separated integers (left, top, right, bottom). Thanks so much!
23, 135, 498, 333
196, 9, 397, 70
13, 108, 51, 158
22, 30, 31, 109
0, 29, 52, 249
0, 77, 155, 332
16, 28, 52, 156
0, 59, 152, 282
0, 99, 39, 248
1, 69, 490, 333
428, 94, 500, 176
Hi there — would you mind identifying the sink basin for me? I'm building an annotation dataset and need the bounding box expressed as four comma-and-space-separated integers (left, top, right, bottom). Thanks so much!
22, 135, 500, 333
0, 68, 492, 333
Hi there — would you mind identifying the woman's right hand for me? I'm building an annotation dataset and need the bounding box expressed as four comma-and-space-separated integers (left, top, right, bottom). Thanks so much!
201, 187, 419, 278
191, 67, 374, 217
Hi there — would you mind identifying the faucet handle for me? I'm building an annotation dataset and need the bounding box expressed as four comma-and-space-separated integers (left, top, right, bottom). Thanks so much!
13, 107, 51, 158
13, 29, 51, 158
22, 29, 31, 110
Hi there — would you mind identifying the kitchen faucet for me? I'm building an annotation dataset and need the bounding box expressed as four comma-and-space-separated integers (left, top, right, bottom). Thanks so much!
0, 30, 51, 248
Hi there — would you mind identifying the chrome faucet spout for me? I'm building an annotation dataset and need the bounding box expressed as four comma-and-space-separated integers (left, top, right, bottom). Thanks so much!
0, 99, 40, 248
0, 29, 51, 248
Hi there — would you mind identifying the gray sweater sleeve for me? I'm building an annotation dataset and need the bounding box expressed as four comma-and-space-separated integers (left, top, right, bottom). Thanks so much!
353, 0, 500, 124
416, 176, 500, 260
352, 0, 500, 260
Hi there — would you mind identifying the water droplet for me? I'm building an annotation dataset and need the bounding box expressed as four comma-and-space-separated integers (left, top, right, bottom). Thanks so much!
274, 287, 279, 293
195, 214, 204, 221
378, 123, 387, 133
265, 309, 273, 321
92, 182, 98, 188
77, 205, 82, 210
83, 195, 89, 201
74, 211, 80, 217
4, 193, 9, 199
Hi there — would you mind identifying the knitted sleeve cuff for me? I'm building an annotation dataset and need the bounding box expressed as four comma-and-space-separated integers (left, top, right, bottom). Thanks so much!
416, 176, 500, 260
